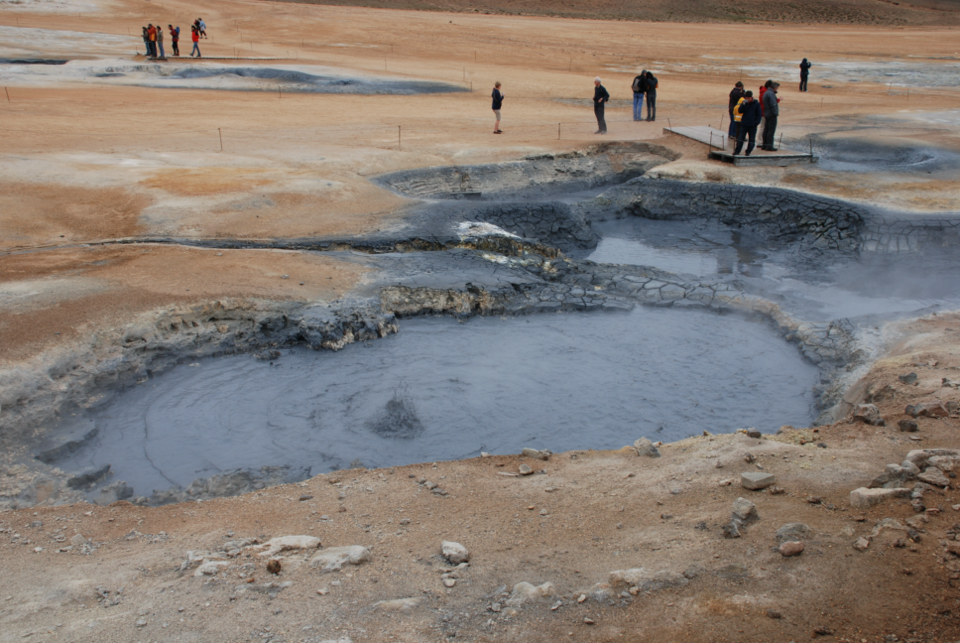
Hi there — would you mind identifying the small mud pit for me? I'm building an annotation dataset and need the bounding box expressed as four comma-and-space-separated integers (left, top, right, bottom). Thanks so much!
52, 307, 817, 503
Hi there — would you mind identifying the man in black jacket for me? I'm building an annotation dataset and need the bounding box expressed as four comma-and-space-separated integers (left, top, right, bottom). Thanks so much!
644, 71, 658, 121
734, 91, 762, 156
761, 82, 780, 151
593, 77, 610, 134
728, 81, 744, 138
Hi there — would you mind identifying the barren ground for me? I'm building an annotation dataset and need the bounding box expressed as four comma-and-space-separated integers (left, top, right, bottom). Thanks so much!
2, 0, 960, 641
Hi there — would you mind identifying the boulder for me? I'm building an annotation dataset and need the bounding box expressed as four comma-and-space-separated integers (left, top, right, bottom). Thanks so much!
775, 523, 812, 543
853, 404, 885, 426
521, 448, 551, 461
731, 497, 759, 523
905, 401, 948, 418
634, 438, 661, 458
741, 472, 776, 490
904, 449, 960, 470
255, 536, 321, 557
849, 487, 910, 510
441, 540, 470, 564
868, 464, 917, 489
505, 581, 557, 607
918, 467, 951, 488
310, 546, 371, 572
898, 419, 919, 433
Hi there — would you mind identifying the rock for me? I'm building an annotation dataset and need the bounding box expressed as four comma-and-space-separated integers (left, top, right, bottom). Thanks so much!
441, 541, 470, 564
746, 429, 762, 439
898, 419, 919, 432
779, 541, 805, 556
266, 560, 282, 574
135, 618, 148, 628
906, 401, 948, 418
853, 537, 870, 551
518, 464, 533, 475
731, 497, 759, 523
255, 535, 321, 557
918, 467, 951, 488
194, 561, 230, 577
741, 472, 776, 490
904, 449, 960, 470
775, 523, 812, 543
373, 597, 421, 612
66, 465, 112, 490
849, 487, 910, 510
868, 464, 917, 489
634, 437, 661, 458
899, 372, 918, 385
521, 448, 551, 461
853, 404, 885, 426
767, 609, 783, 619
505, 581, 557, 607
95, 481, 134, 506
70, 534, 88, 548
442, 577, 456, 588
309, 546, 371, 572
722, 522, 741, 539
608, 568, 687, 592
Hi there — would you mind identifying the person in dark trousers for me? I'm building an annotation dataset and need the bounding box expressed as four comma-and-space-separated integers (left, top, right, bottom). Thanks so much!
156, 21, 165, 58
644, 71, 657, 121
147, 24, 158, 58
734, 91, 761, 156
142, 26, 151, 57
761, 82, 780, 151
593, 77, 609, 134
799, 58, 812, 92
190, 25, 201, 57
728, 81, 744, 138
491, 81, 504, 134
169, 25, 180, 57
631, 70, 647, 121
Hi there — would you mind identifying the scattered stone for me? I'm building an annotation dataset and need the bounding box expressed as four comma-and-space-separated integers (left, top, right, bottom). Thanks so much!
918, 467, 950, 488
943, 377, 960, 388
518, 464, 534, 476
746, 429, 762, 439
853, 404, 885, 426
255, 536, 321, 557
775, 523, 812, 543
743, 453, 755, 464
135, 618, 148, 628
442, 577, 457, 588
521, 448, 551, 461
732, 497, 759, 523
869, 464, 918, 489
608, 568, 687, 592
95, 481, 134, 506
806, 496, 822, 504
768, 486, 785, 495
505, 581, 557, 607
898, 419, 919, 433
441, 541, 470, 564
899, 372, 918, 385
266, 560, 282, 575
849, 487, 910, 510
373, 597, 421, 612
767, 609, 782, 619
633, 438, 661, 458
583, 617, 595, 625
813, 626, 835, 636
299, 495, 314, 502
577, 594, 587, 603
853, 538, 870, 552
722, 522, 741, 539
310, 546, 371, 572
779, 541, 805, 557
741, 472, 776, 490
906, 401, 948, 418
70, 534, 88, 548
490, 602, 502, 612
194, 561, 231, 577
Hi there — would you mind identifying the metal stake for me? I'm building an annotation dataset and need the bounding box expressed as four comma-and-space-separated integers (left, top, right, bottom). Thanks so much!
218, 128, 223, 151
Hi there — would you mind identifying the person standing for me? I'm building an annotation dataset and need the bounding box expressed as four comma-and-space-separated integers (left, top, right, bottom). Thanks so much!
799, 58, 812, 92
148, 24, 159, 58
155, 21, 165, 59
593, 77, 609, 134
491, 81, 504, 134
734, 91, 761, 156
169, 25, 180, 57
728, 81, 744, 139
142, 26, 151, 57
631, 70, 647, 122
190, 25, 201, 57
198, 18, 207, 39
644, 71, 658, 121
761, 82, 780, 151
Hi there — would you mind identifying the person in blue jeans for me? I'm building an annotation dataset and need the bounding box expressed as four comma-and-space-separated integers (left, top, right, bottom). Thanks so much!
631, 70, 647, 121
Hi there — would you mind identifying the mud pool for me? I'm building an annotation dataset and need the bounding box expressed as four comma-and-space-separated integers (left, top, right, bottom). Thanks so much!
52, 306, 817, 501
588, 218, 960, 322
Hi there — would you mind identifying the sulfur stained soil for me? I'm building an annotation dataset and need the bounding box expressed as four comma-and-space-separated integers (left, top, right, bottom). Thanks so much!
2, 0, 960, 640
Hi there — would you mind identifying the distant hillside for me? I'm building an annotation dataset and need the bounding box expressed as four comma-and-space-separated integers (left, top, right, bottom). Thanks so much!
270, 0, 960, 25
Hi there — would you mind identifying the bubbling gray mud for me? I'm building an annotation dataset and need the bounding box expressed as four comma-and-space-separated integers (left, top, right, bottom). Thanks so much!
55, 307, 817, 500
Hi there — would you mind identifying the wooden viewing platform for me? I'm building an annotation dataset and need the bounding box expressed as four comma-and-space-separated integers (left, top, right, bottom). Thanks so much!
663, 125, 817, 167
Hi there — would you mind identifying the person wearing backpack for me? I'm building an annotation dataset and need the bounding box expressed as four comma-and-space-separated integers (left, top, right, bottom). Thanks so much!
728, 81, 744, 139
169, 25, 180, 57
631, 70, 647, 122
491, 81, 504, 134
644, 71, 658, 122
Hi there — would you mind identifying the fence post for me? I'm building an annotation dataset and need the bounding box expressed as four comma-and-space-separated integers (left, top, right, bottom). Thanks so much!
558, 123, 561, 140
4, 87, 9, 103
218, 128, 223, 151
398, 125, 401, 151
